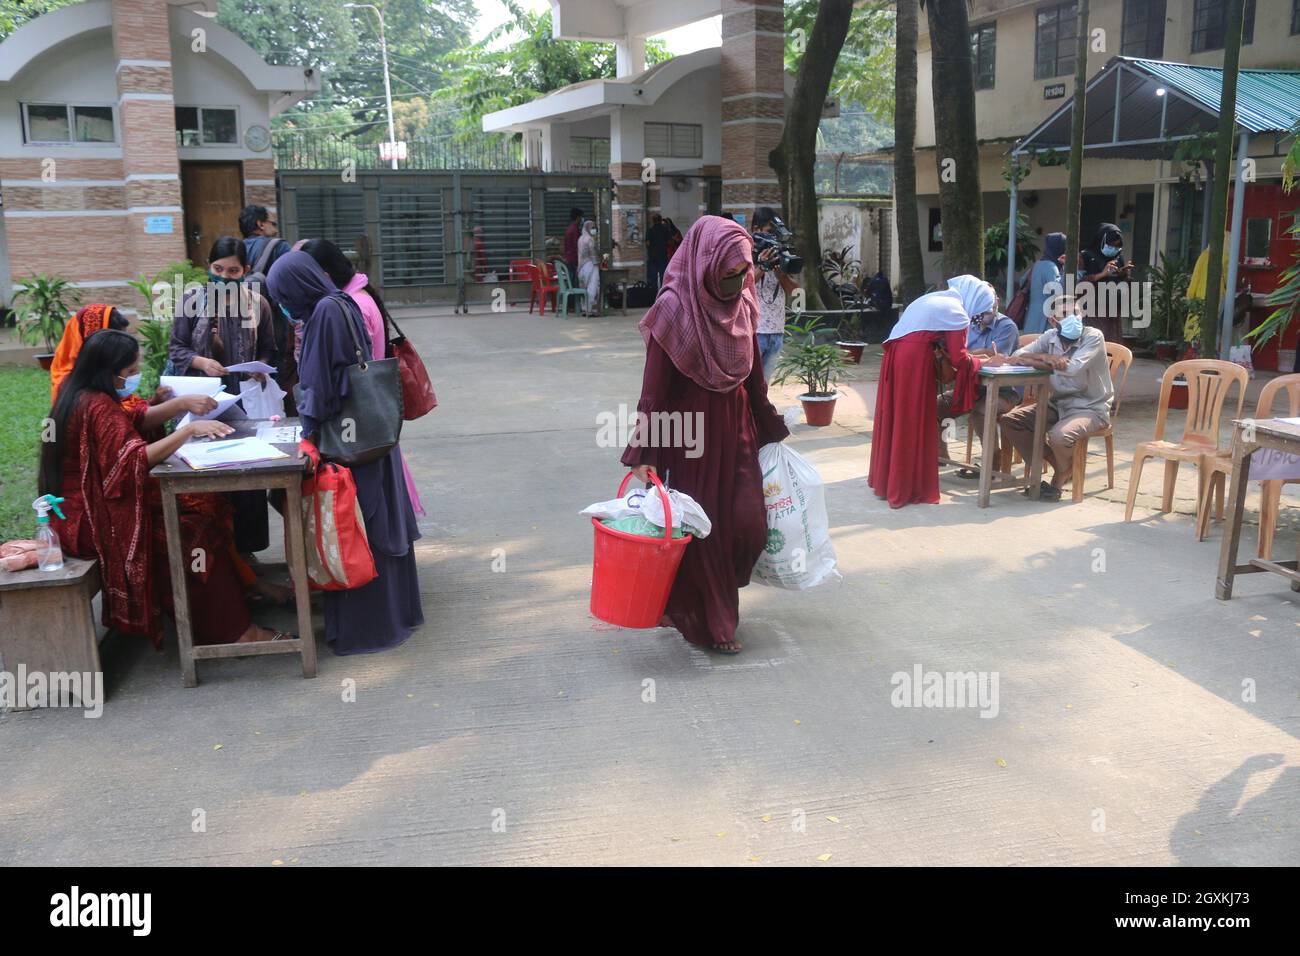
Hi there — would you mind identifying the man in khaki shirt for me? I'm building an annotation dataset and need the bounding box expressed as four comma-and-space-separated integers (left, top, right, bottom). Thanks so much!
989, 300, 1114, 501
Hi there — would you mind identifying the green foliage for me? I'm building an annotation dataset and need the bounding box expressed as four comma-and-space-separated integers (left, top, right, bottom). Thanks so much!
1148, 253, 1192, 344
785, 0, 895, 125
1246, 120, 1299, 346
431, 2, 669, 138
135, 317, 172, 398
773, 315, 850, 396
0, 0, 79, 39
0, 366, 51, 542
983, 214, 1039, 288
13, 275, 79, 354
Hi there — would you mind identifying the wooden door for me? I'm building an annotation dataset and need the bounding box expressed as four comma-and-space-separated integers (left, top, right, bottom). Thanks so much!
181, 162, 244, 265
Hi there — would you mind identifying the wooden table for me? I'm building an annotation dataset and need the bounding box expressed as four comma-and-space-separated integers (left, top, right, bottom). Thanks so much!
939, 367, 1052, 508
1215, 417, 1300, 599
150, 419, 315, 687
599, 266, 631, 316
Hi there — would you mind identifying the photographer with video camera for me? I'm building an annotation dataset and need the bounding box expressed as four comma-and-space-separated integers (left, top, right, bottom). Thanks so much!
751, 207, 801, 380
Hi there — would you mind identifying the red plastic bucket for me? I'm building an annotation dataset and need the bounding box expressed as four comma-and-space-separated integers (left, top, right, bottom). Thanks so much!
590, 471, 693, 628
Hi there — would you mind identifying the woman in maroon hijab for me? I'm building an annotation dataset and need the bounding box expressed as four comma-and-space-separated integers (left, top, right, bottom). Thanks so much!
621, 216, 790, 654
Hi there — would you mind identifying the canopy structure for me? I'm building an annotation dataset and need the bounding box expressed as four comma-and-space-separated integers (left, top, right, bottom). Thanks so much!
1005, 57, 1300, 355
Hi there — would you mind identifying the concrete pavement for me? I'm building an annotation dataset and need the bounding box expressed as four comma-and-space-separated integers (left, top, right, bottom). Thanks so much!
1, 308, 1297, 866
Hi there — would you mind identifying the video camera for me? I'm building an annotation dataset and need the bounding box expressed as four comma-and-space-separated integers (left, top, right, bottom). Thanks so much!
752, 216, 804, 275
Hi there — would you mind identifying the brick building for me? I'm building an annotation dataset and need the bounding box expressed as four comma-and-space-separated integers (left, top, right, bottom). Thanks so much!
0, 0, 318, 312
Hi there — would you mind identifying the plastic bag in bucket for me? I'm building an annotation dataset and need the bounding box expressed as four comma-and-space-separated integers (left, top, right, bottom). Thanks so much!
589, 471, 692, 628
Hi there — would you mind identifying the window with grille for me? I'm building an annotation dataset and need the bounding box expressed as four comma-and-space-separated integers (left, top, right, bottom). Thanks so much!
471, 187, 532, 276
1121, 0, 1166, 57
1034, 3, 1077, 81
970, 23, 996, 90
544, 191, 595, 240
643, 122, 703, 159
380, 191, 445, 287
293, 187, 366, 256
568, 137, 610, 169
1191, 0, 1255, 52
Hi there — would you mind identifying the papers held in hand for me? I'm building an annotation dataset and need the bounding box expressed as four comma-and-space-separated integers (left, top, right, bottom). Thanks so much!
175, 436, 290, 470
176, 389, 243, 429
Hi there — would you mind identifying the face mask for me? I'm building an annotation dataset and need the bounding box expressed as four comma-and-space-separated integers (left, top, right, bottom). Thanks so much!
210, 271, 243, 285
1058, 315, 1084, 341
719, 272, 746, 297
116, 372, 142, 398
1101, 243, 1121, 258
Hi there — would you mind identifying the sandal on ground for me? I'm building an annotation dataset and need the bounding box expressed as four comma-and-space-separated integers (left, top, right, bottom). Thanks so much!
1025, 480, 1062, 501
955, 468, 980, 479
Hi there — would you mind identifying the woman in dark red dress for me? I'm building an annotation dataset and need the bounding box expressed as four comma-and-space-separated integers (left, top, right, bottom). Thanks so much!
621, 216, 789, 654
869, 285, 985, 508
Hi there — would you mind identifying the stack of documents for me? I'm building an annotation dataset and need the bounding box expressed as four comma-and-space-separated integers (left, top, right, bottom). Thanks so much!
175, 437, 290, 470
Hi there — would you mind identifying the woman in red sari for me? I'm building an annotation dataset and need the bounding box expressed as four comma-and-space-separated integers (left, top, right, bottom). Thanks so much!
621, 216, 789, 654
869, 282, 987, 508
37, 329, 292, 647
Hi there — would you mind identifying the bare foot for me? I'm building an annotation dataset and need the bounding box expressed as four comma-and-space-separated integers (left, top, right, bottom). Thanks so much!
709, 640, 743, 655
235, 624, 293, 643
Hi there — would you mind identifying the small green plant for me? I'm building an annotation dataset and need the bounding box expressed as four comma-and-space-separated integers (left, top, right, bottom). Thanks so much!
1148, 253, 1191, 344
127, 259, 206, 319
135, 316, 172, 397
773, 315, 850, 397
984, 213, 1039, 290
13, 274, 79, 354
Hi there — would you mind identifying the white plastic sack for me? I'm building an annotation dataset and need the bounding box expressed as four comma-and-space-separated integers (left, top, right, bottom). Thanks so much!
1228, 344, 1255, 378
640, 487, 711, 538
239, 377, 287, 419
581, 483, 711, 538
753, 442, 839, 589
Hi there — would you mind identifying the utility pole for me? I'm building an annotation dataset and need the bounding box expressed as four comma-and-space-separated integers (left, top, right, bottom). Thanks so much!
346, 2, 399, 170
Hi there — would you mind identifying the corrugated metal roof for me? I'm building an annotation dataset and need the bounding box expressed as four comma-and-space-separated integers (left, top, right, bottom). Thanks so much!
1130, 57, 1300, 134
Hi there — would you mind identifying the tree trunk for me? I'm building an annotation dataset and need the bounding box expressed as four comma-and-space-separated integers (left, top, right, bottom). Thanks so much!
926, 0, 983, 279
1202, 0, 1246, 358
771, 0, 853, 311
1063, 0, 1090, 286
894, 0, 925, 303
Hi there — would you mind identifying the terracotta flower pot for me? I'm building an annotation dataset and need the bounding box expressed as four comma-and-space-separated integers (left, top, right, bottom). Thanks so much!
799, 393, 837, 426
1154, 342, 1178, 361
1168, 379, 1189, 410
35, 353, 54, 371
837, 341, 866, 364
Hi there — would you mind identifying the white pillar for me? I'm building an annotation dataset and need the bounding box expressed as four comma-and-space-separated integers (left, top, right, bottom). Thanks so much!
1218, 129, 1250, 359
615, 36, 646, 77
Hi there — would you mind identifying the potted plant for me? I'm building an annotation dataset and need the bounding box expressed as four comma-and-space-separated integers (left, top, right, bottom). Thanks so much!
1148, 254, 1190, 361
772, 315, 850, 426
835, 309, 867, 364
13, 274, 79, 369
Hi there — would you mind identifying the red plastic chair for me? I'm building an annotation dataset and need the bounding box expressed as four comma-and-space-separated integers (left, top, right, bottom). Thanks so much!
530, 258, 558, 315
508, 258, 532, 306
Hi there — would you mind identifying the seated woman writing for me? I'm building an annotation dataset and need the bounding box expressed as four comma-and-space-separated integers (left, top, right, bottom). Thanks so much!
37, 329, 293, 647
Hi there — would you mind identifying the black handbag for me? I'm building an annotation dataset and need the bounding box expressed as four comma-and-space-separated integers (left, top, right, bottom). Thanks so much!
302, 306, 404, 467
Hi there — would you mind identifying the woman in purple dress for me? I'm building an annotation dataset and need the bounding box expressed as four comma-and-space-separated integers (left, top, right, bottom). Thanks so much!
622, 216, 789, 654
266, 251, 424, 655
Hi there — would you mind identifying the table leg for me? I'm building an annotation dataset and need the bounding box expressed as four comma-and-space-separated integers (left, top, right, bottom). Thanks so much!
1027, 394, 1049, 500
977, 383, 997, 508
1215, 435, 1251, 600
159, 482, 198, 688
283, 480, 317, 678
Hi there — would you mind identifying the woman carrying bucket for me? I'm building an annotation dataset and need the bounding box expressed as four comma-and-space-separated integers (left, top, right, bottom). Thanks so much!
620, 215, 789, 654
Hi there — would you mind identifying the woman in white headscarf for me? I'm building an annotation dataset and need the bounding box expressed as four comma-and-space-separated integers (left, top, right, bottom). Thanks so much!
577, 218, 601, 317
868, 281, 986, 508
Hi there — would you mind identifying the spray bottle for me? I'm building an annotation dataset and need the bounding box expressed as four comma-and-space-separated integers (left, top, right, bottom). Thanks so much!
32, 494, 65, 571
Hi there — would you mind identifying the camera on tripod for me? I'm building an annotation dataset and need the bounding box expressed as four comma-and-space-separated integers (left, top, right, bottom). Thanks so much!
752, 216, 804, 275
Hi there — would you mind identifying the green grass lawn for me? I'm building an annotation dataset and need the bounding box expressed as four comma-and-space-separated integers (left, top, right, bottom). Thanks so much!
0, 365, 51, 542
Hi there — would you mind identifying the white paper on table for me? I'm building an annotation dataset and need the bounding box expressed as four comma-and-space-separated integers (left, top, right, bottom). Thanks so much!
239, 377, 286, 419
256, 423, 301, 444
160, 375, 222, 397
1275, 417, 1300, 427
224, 361, 278, 375
176, 390, 242, 429
175, 436, 289, 470
985, 364, 1036, 373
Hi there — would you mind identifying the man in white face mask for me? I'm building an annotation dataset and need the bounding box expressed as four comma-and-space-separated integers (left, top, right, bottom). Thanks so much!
987, 296, 1114, 501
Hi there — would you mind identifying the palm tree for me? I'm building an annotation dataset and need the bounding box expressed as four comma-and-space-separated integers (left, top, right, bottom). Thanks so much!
925, 0, 983, 278
894, 0, 926, 303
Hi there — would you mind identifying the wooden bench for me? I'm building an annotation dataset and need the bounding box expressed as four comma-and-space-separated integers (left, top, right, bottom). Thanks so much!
0, 557, 102, 709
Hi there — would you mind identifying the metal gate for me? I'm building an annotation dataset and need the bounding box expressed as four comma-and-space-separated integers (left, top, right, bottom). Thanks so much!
277, 169, 611, 305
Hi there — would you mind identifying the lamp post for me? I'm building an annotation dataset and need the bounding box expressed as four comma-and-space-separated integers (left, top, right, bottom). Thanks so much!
345, 2, 398, 170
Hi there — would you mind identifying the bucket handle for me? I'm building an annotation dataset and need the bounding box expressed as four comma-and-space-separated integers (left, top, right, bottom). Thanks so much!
617, 470, 674, 542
